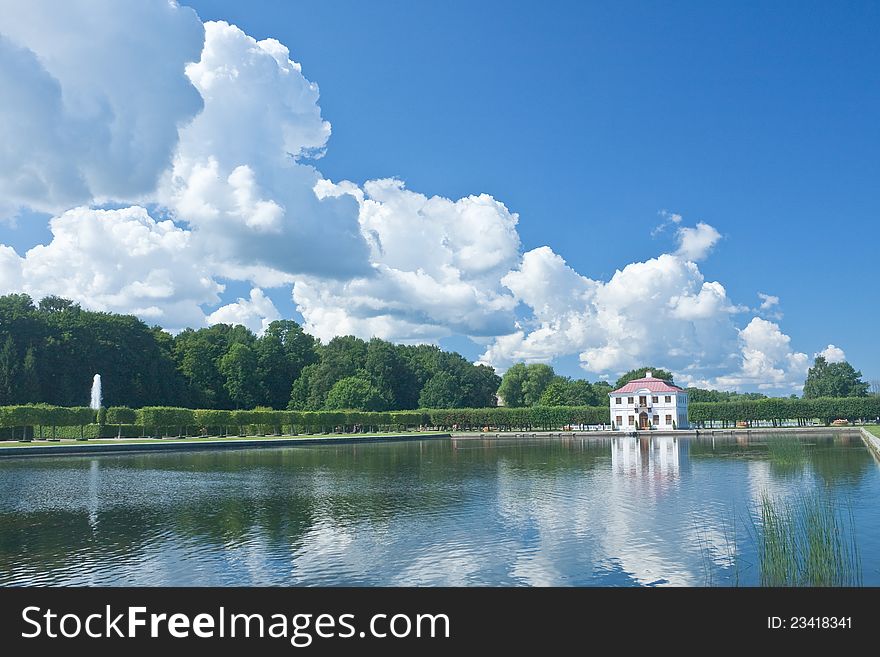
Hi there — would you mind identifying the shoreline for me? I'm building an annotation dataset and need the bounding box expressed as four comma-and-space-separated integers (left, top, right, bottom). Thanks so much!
0, 432, 451, 459
452, 425, 866, 439
860, 427, 880, 460
0, 425, 871, 459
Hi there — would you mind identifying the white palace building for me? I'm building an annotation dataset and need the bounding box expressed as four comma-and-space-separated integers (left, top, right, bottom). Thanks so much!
609, 371, 689, 431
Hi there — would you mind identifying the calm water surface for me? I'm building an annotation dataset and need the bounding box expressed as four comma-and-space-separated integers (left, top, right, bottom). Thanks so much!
1, 434, 878, 586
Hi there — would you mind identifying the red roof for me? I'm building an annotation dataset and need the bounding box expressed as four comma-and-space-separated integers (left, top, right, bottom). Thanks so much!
610, 376, 684, 395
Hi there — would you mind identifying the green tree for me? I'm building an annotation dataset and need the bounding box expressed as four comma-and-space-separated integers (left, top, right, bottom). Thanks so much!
614, 366, 675, 389
288, 363, 319, 410
498, 363, 556, 407
497, 363, 528, 407
592, 380, 613, 400
418, 372, 466, 408
0, 335, 18, 405
522, 364, 555, 405
365, 338, 419, 409
462, 364, 501, 407
38, 296, 80, 314
803, 356, 869, 399
300, 335, 368, 409
20, 346, 40, 402
174, 324, 255, 408
219, 343, 260, 409
324, 376, 386, 411
538, 379, 569, 406
538, 377, 599, 406
256, 320, 319, 409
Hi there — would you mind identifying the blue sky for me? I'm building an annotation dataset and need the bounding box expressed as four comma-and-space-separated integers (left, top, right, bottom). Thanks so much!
1, 1, 877, 390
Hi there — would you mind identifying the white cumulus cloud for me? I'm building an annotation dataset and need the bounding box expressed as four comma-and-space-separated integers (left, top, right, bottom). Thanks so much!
161, 20, 370, 279
205, 288, 280, 335
674, 222, 722, 261
0, 244, 23, 294
480, 246, 742, 379
711, 318, 810, 391
816, 344, 846, 363
10, 206, 222, 330
0, 0, 204, 217
293, 178, 521, 343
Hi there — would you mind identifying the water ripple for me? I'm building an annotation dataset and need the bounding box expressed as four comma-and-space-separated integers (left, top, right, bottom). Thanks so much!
0, 435, 877, 586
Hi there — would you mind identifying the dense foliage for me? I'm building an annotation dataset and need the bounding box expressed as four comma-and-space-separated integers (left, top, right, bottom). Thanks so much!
689, 396, 880, 427
803, 356, 869, 399
0, 403, 612, 437
0, 295, 499, 411
498, 363, 612, 407
2, 295, 872, 420
684, 388, 768, 402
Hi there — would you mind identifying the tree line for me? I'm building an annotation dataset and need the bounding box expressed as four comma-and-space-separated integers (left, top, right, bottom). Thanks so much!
0, 294, 499, 411
1, 295, 873, 416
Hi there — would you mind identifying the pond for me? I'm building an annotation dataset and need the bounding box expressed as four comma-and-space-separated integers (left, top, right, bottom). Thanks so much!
0, 434, 877, 586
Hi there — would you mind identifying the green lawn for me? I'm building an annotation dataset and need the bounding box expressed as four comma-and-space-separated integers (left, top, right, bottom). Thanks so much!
0, 431, 442, 449
865, 426, 880, 438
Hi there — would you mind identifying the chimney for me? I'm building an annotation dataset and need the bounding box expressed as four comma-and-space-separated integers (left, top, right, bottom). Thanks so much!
645, 371, 652, 378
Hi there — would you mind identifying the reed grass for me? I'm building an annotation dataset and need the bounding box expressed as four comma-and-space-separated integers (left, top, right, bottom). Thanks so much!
765, 437, 806, 466
754, 491, 861, 587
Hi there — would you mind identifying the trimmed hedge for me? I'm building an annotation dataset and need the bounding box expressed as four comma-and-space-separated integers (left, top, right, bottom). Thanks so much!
424, 406, 610, 431
35, 424, 145, 439
106, 406, 137, 425
0, 404, 96, 440
2, 396, 877, 441
689, 396, 880, 428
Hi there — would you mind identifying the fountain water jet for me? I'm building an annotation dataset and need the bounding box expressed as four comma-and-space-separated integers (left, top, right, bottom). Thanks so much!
90, 374, 102, 410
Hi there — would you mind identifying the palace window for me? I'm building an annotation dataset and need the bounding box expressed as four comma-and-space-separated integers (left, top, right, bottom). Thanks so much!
639, 396, 647, 406
615, 397, 622, 404
627, 397, 634, 404
664, 395, 672, 403
628, 416, 635, 425
651, 396, 658, 403
653, 415, 659, 425
666, 414, 672, 424
615, 416, 622, 425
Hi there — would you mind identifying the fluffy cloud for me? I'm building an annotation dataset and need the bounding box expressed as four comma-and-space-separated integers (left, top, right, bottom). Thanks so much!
205, 288, 280, 335
292, 179, 520, 343
758, 292, 780, 310
161, 20, 370, 279
9, 206, 222, 330
674, 222, 721, 261
0, 4, 841, 394
0, 244, 23, 294
816, 344, 846, 363
711, 318, 810, 390
481, 247, 742, 377
0, 0, 204, 216
477, 239, 813, 392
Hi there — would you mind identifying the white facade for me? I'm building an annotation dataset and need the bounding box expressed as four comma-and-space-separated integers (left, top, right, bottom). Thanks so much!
608, 372, 689, 431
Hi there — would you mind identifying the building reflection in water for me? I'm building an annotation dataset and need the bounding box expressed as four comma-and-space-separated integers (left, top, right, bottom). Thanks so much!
611, 435, 690, 487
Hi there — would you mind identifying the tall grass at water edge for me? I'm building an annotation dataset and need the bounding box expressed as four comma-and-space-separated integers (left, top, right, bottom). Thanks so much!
697, 490, 862, 586
754, 491, 861, 587
765, 437, 806, 467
